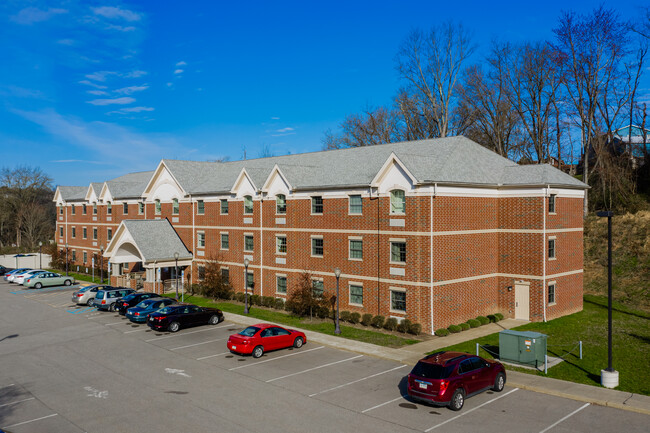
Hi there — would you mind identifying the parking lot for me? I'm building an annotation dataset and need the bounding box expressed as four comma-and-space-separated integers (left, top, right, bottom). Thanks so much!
1, 280, 649, 433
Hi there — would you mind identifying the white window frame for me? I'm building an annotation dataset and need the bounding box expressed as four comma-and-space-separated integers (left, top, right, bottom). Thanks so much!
123, 202, 128, 214
220, 232, 229, 250
220, 199, 229, 215
311, 196, 323, 215
311, 235, 323, 258
348, 236, 363, 261
93, 227, 97, 240
349, 282, 363, 306
172, 198, 179, 215
243, 195, 253, 214
155, 199, 161, 215
244, 233, 254, 252
390, 238, 406, 264
549, 194, 557, 214
197, 231, 205, 248
548, 281, 557, 305
348, 194, 362, 215
107, 228, 112, 241
276, 274, 287, 295
71, 226, 76, 238
548, 237, 556, 260
276, 194, 287, 215
276, 235, 287, 255
389, 287, 406, 313
106, 201, 112, 215
138, 202, 144, 215
197, 265, 206, 282
311, 278, 324, 297
197, 200, 205, 215
83, 227, 87, 239
390, 189, 406, 215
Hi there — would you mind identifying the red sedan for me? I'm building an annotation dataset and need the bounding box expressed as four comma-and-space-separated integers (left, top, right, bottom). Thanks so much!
227, 323, 307, 358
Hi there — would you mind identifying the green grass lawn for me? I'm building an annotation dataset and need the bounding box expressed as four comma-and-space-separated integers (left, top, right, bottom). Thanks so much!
435, 294, 650, 395
163, 293, 420, 348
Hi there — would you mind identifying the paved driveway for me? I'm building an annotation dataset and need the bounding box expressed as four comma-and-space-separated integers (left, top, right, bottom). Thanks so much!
1, 280, 648, 432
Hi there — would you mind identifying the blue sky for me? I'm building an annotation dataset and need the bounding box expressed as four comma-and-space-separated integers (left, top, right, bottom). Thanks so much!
1, 0, 647, 187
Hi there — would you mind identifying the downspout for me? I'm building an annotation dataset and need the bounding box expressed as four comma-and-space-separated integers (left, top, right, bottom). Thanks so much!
190, 194, 194, 288
429, 183, 437, 334
259, 191, 264, 297
542, 186, 548, 322
369, 187, 380, 315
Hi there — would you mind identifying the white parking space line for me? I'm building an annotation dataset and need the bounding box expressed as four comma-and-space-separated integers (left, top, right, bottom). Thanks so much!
145, 324, 231, 342
124, 327, 150, 334
361, 395, 408, 413
309, 365, 407, 397
539, 403, 590, 433
2, 413, 58, 429
424, 388, 519, 432
170, 337, 228, 350
229, 346, 325, 371
197, 351, 231, 360
105, 321, 127, 326
0, 397, 35, 408
0, 384, 15, 390
266, 355, 363, 383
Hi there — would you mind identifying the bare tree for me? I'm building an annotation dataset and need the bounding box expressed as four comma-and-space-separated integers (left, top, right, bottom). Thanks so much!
322, 106, 402, 149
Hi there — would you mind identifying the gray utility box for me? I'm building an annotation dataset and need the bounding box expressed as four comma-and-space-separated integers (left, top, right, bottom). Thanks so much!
499, 330, 547, 367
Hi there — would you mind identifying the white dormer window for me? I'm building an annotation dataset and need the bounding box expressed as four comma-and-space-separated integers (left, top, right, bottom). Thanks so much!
276, 194, 286, 214
93, 203, 98, 215
107, 202, 112, 215
172, 198, 179, 215
244, 196, 253, 214
390, 190, 405, 214
155, 199, 161, 215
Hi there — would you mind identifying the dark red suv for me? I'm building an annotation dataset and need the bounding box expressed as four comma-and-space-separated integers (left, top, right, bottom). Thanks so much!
407, 351, 506, 411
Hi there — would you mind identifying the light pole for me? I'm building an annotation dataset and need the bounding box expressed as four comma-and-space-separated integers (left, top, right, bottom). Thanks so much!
597, 211, 618, 388
244, 258, 250, 314
65, 243, 69, 276
100, 245, 104, 283
174, 252, 179, 300
334, 267, 341, 335
39, 241, 43, 269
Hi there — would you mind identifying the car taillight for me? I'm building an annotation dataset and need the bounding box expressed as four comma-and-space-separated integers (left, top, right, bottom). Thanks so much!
26, 279, 31, 283
77, 294, 83, 297
439, 380, 449, 395
135, 312, 140, 316
101, 300, 106, 304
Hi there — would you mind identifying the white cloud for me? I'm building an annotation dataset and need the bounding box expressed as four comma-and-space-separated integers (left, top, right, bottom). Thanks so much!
87, 97, 135, 106
106, 24, 136, 32
108, 106, 155, 115
51, 159, 104, 164
114, 85, 149, 95
11, 7, 67, 25
271, 117, 280, 120
57, 39, 75, 46
276, 127, 295, 133
125, 70, 147, 78
87, 90, 109, 96
92, 6, 141, 22
176, 61, 187, 67
79, 80, 108, 89
174, 69, 184, 75
85, 71, 117, 82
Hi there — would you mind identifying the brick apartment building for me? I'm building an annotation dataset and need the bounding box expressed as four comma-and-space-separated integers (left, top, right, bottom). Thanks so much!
53, 136, 588, 334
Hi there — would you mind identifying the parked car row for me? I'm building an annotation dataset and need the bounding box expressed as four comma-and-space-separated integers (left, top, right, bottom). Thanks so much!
3, 268, 74, 288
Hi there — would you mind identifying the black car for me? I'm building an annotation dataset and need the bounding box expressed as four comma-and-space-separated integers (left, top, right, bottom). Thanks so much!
0, 265, 8, 276
114, 292, 160, 315
147, 304, 224, 332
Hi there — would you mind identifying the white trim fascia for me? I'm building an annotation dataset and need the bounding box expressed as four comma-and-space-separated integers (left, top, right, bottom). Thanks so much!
230, 168, 258, 196
142, 160, 188, 200
370, 152, 418, 188
261, 164, 293, 193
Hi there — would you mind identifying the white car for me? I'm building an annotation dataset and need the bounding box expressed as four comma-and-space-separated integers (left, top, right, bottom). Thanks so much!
15, 269, 46, 285
6, 268, 32, 283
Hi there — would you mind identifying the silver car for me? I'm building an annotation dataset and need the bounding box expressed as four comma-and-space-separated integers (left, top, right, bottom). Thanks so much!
94, 288, 136, 311
72, 285, 114, 306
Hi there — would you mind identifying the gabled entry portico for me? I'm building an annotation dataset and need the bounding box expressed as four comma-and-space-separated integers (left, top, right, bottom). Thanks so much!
104, 219, 192, 294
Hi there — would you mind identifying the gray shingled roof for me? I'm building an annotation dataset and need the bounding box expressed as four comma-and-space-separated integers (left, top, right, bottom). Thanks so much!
57, 186, 87, 201
163, 136, 587, 194
122, 219, 192, 262
90, 182, 103, 197
106, 171, 154, 199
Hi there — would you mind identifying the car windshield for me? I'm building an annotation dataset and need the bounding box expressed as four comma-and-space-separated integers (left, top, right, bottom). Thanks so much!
137, 299, 158, 308
157, 306, 176, 315
122, 293, 138, 301
410, 362, 455, 379
79, 285, 98, 293
238, 326, 260, 337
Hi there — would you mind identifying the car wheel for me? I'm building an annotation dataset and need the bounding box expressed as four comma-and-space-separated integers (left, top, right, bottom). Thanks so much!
64, 279, 72, 286
208, 315, 219, 325
87, 298, 94, 307
493, 372, 505, 392
252, 345, 264, 358
168, 322, 180, 333
109, 304, 116, 312
35, 282, 42, 289
293, 337, 304, 348
449, 388, 465, 411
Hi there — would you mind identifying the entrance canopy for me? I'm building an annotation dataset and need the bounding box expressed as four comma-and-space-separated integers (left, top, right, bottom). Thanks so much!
104, 219, 192, 268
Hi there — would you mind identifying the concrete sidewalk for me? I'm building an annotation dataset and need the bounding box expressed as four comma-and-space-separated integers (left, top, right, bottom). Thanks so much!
222, 311, 650, 416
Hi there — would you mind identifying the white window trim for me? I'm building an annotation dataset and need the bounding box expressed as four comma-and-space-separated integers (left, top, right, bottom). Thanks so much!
548, 236, 557, 260
310, 235, 324, 258
244, 233, 254, 252
348, 282, 364, 307
197, 200, 205, 215
348, 194, 362, 216
389, 189, 406, 215
220, 199, 229, 215
71, 226, 76, 238
389, 239, 407, 265
348, 236, 363, 261
311, 196, 323, 215
83, 226, 87, 239
276, 273, 288, 295
243, 196, 254, 215
197, 231, 206, 249
549, 194, 557, 215
389, 286, 407, 314
275, 195, 287, 215
548, 280, 557, 305
276, 234, 287, 255
220, 232, 229, 250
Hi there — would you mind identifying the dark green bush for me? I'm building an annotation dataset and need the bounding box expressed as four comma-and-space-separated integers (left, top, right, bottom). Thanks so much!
234, 292, 245, 303
408, 322, 422, 335
349, 312, 361, 324
435, 328, 450, 337
487, 314, 497, 323
361, 313, 373, 326
262, 296, 275, 308
477, 316, 490, 325
448, 324, 462, 333
495, 313, 504, 321
339, 311, 351, 322
274, 298, 285, 310
250, 294, 261, 306
460, 322, 470, 331
397, 318, 412, 333
467, 319, 480, 328
315, 305, 330, 319
371, 315, 385, 328
383, 317, 398, 331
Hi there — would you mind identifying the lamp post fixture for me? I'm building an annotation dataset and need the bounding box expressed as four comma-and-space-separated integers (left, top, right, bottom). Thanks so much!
597, 210, 618, 389
65, 243, 69, 276
244, 258, 250, 314
334, 268, 341, 335
39, 241, 43, 269
100, 245, 104, 284
174, 252, 179, 300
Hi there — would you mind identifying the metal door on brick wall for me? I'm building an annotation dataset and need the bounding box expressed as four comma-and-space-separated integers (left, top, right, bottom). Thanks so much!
514, 282, 530, 321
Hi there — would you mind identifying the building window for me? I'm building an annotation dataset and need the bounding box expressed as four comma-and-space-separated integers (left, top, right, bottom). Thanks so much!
93, 227, 97, 240
276, 236, 287, 254
548, 283, 556, 304
244, 235, 254, 252
155, 199, 161, 215
391, 241, 406, 263
277, 275, 287, 294
197, 200, 204, 215
83, 251, 87, 263
390, 190, 405, 214
549, 194, 557, 213
246, 271, 254, 291
221, 268, 229, 283
198, 265, 205, 281
312, 279, 324, 297
391, 290, 406, 312
221, 233, 229, 250
71, 204, 75, 215
197, 232, 205, 248
349, 239, 363, 260
83, 227, 87, 239
107, 228, 112, 241
59, 226, 63, 237
311, 237, 323, 257
123, 202, 128, 214
59, 206, 63, 215
138, 202, 144, 215
243, 195, 253, 214
276, 194, 287, 214
172, 198, 179, 215
349, 195, 362, 214
107, 202, 112, 215
72, 227, 76, 238
548, 238, 556, 259
221, 199, 229, 214
83, 204, 87, 215
311, 196, 323, 214
350, 284, 363, 305
72, 250, 76, 262
93, 203, 97, 215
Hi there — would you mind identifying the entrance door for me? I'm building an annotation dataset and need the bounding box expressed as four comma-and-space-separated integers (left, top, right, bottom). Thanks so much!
515, 282, 530, 321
